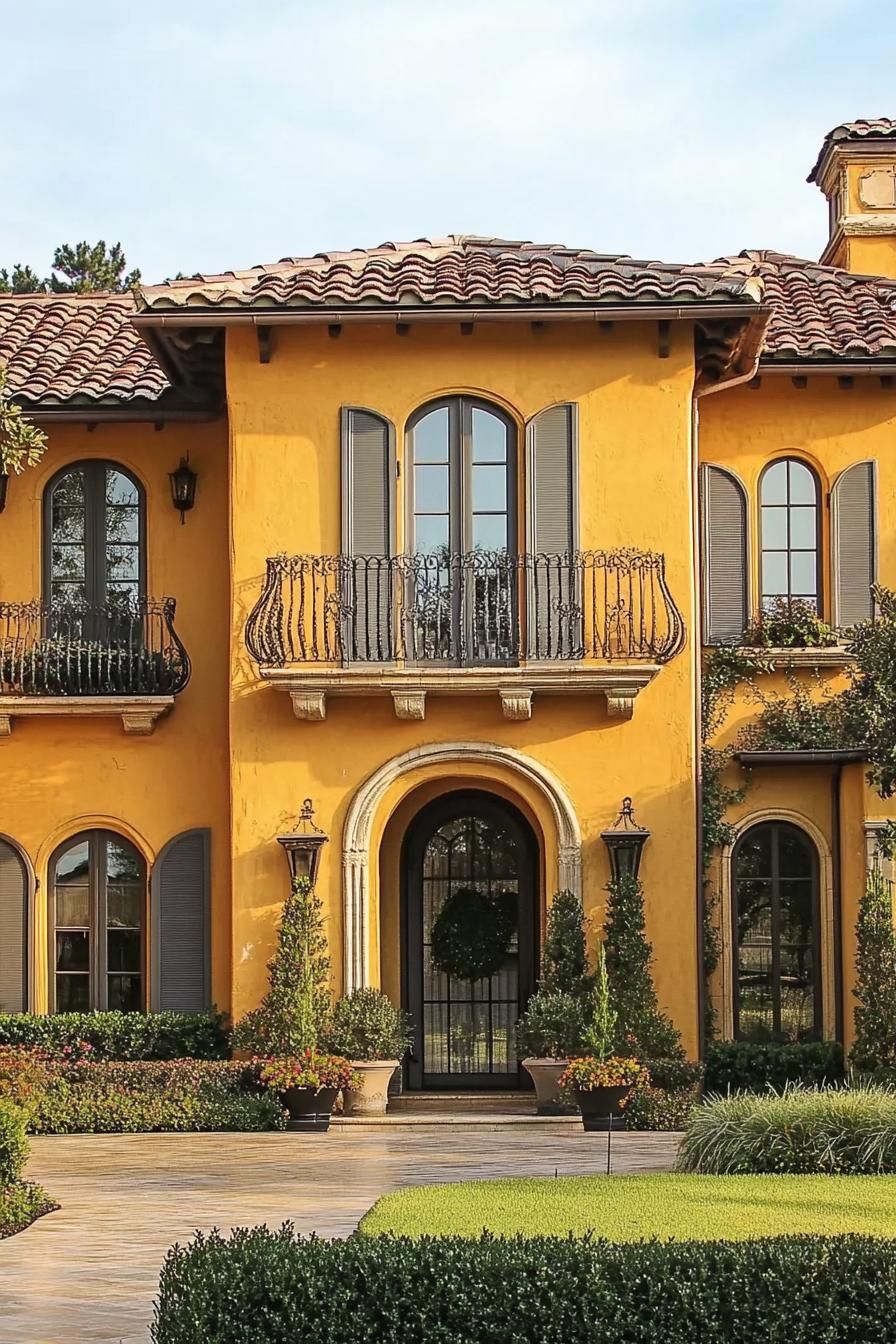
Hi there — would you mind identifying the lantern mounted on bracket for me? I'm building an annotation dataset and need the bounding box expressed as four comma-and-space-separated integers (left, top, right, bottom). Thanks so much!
169, 457, 197, 523
600, 797, 651, 882
277, 798, 329, 887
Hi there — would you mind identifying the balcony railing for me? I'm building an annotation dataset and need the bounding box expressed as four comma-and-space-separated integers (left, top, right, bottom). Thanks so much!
245, 550, 686, 668
0, 598, 191, 697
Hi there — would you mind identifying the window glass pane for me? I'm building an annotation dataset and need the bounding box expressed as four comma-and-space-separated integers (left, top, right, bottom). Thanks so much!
107, 929, 141, 972
736, 879, 772, 944
56, 886, 90, 928
106, 470, 139, 507
106, 839, 142, 883
736, 829, 772, 879
106, 505, 140, 545
56, 931, 90, 972
107, 886, 141, 929
52, 469, 86, 509
107, 975, 141, 1013
56, 840, 90, 884
52, 506, 85, 544
778, 829, 812, 879
413, 514, 450, 555
762, 552, 788, 597
779, 945, 814, 1039
471, 409, 507, 463
790, 552, 817, 597
56, 975, 90, 1013
761, 507, 787, 549
52, 545, 85, 581
414, 465, 449, 513
790, 507, 817, 549
779, 880, 814, 944
762, 461, 788, 505
737, 955, 774, 1040
472, 464, 507, 511
472, 514, 507, 552
788, 461, 816, 505
413, 408, 449, 463
105, 545, 140, 583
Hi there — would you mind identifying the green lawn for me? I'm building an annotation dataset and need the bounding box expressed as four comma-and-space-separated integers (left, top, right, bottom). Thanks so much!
359, 1173, 896, 1242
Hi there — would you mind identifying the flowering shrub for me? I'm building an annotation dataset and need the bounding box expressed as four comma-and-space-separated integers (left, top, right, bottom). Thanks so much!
559, 1056, 649, 1095
258, 1051, 359, 1094
0, 1050, 284, 1134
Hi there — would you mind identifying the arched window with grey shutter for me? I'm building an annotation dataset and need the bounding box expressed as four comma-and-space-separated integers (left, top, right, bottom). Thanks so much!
832, 460, 877, 630
526, 403, 579, 657
701, 465, 749, 643
0, 837, 28, 1012
150, 828, 211, 1012
341, 408, 395, 662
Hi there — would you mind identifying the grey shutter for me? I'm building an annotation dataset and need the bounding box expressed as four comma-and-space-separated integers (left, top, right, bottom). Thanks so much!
527, 404, 578, 657
833, 461, 876, 629
0, 840, 27, 1012
151, 828, 210, 1012
341, 408, 394, 661
702, 465, 748, 643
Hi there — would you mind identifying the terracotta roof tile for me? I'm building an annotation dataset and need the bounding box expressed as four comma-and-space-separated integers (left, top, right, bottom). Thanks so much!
808, 117, 896, 182
138, 236, 757, 311
0, 293, 169, 404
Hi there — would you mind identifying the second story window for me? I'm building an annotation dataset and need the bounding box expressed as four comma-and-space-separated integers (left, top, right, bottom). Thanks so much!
45, 461, 144, 611
759, 458, 820, 613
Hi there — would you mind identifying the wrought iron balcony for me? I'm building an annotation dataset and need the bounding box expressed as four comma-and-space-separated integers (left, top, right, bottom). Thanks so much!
245, 550, 685, 669
0, 598, 191, 698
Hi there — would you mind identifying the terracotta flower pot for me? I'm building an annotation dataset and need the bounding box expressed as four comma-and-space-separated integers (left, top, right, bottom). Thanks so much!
343, 1060, 400, 1116
281, 1085, 339, 1132
521, 1058, 576, 1115
575, 1084, 635, 1131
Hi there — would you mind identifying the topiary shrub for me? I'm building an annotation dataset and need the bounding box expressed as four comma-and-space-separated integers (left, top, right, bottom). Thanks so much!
152, 1224, 896, 1344
678, 1084, 896, 1174
704, 1040, 844, 1093
540, 889, 592, 1001
515, 991, 586, 1060
851, 868, 896, 1074
603, 872, 684, 1062
324, 989, 412, 1062
0, 1011, 229, 1060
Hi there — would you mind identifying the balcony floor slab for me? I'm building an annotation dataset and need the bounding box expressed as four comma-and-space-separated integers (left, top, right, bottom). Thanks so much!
0, 695, 175, 737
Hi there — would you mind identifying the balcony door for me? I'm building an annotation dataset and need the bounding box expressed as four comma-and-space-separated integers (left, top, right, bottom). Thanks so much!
407, 398, 517, 664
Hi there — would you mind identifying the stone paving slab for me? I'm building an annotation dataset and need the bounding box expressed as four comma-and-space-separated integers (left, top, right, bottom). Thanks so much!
1, 1129, 678, 1344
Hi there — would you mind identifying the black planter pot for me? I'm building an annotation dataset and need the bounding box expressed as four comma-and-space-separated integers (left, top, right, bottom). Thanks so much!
282, 1086, 339, 1132
575, 1084, 634, 1132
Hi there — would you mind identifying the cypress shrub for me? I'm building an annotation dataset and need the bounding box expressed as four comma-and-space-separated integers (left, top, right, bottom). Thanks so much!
153, 1226, 896, 1344
851, 868, 896, 1073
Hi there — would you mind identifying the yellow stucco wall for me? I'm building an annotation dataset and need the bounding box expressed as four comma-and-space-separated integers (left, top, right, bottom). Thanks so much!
226, 320, 702, 1055
0, 420, 232, 1012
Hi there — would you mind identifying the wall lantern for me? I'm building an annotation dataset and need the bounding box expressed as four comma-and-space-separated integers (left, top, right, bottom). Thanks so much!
169, 457, 197, 523
0, 474, 8, 515
601, 797, 651, 883
277, 799, 329, 887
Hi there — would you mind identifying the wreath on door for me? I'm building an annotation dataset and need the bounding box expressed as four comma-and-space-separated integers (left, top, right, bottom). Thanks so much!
430, 886, 517, 983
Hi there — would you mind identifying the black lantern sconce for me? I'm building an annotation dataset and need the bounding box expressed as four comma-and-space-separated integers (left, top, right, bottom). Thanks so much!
169, 457, 197, 524
601, 797, 651, 883
277, 799, 329, 887
0, 474, 8, 515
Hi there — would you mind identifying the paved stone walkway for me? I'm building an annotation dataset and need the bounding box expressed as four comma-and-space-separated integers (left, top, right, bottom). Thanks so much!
2, 1128, 678, 1343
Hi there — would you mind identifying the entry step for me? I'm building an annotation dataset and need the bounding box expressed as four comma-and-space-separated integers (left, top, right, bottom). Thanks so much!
389, 1092, 536, 1114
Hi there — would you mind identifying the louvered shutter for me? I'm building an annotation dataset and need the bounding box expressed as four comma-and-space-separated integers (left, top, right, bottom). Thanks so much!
527, 404, 578, 657
702, 465, 748, 643
0, 841, 27, 1012
832, 461, 876, 629
341, 408, 394, 661
151, 829, 210, 1012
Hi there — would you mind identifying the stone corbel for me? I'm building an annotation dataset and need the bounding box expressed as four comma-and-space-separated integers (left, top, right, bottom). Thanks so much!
499, 687, 533, 720
604, 688, 637, 720
290, 689, 327, 721
120, 710, 160, 736
0, 714, 11, 737
392, 690, 426, 720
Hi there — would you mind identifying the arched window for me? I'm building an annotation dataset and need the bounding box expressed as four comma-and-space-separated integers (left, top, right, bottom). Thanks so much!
44, 461, 144, 611
759, 458, 821, 613
50, 831, 145, 1013
732, 821, 820, 1041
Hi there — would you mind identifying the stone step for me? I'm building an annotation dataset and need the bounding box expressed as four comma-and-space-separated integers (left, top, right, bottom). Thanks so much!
389, 1091, 535, 1114
331, 1111, 583, 1132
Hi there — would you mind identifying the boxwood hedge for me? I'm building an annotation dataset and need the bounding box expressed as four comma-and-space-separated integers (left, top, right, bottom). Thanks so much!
153, 1225, 896, 1344
0, 1011, 229, 1060
704, 1041, 844, 1094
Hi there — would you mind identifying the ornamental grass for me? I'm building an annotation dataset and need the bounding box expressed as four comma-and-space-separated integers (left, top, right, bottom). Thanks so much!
678, 1083, 896, 1175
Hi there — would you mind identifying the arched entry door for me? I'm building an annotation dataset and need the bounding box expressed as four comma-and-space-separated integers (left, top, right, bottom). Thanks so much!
402, 790, 538, 1091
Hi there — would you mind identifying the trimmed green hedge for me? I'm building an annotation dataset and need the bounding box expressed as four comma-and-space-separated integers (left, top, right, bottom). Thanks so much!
0, 1011, 229, 1060
704, 1040, 844, 1093
153, 1225, 896, 1343
0, 1100, 27, 1186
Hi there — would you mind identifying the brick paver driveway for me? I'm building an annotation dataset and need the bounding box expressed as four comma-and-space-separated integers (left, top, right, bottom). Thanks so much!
1, 1128, 678, 1343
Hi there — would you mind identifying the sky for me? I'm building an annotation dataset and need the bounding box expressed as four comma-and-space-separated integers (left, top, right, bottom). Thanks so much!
1, 0, 895, 285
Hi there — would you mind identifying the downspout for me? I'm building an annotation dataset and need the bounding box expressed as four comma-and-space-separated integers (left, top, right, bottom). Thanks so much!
831, 764, 844, 1043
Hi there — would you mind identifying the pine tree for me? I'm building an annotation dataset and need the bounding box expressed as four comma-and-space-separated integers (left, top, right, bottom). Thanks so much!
851, 867, 896, 1073
540, 888, 592, 1001
603, 871, 684, 1062
0, 241, 140, 294
233, 876, 331, 1056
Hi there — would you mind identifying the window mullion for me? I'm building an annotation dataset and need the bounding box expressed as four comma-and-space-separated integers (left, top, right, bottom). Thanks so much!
94, 832, 108, 1011
771, 827, 782, 1036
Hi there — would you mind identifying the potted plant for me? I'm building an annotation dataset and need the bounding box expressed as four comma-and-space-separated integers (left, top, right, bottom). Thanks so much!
325, 988, 412, 1116
517, 889, 593, 1113
559, 945, 648, 1131
516, 991, 586, 1113
259, 1051, 359, 1132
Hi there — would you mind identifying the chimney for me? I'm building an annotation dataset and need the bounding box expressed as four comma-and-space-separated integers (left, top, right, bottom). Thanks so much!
808, 119, 896, 278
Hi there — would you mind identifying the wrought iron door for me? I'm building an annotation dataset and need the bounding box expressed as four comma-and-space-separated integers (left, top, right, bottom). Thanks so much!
402, 791, 537, 1091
